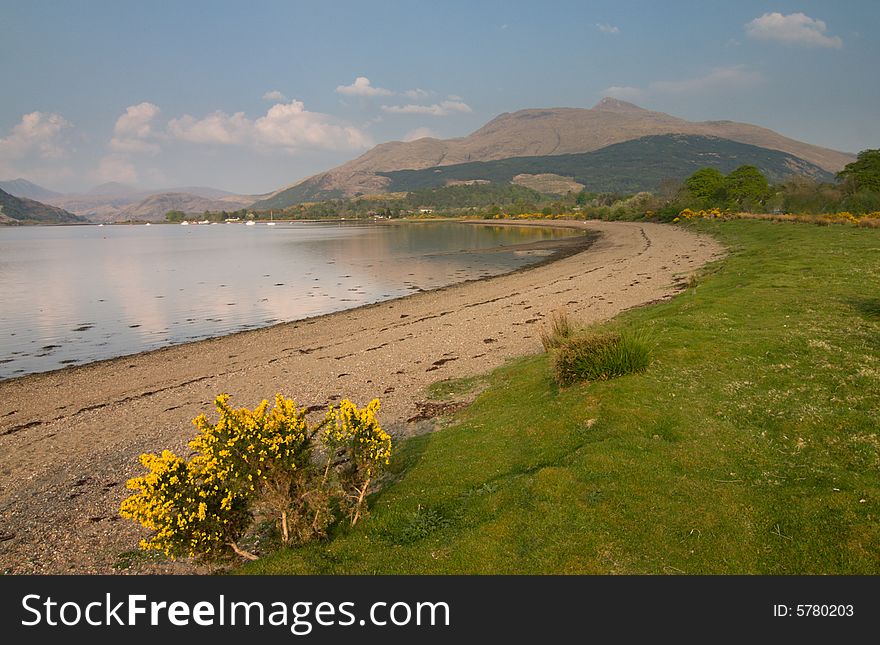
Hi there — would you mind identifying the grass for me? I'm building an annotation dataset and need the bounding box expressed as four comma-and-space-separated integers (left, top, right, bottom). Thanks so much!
552, 331, 651, 385
241, 219, 880, 574
426, 375, 486, 401
540, 310, 576, 350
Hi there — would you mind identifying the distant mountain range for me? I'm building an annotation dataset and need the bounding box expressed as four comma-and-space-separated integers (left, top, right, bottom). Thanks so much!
254, 98, 854, 209
0, 188, 84, 225
0, 178, 63, 202
0, 179, 262, 222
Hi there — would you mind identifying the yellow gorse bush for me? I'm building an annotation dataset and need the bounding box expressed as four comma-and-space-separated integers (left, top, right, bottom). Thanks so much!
322, 399, 391, 526
119, 449, 251, 559
324, 398, 391, 466
190, 393, 311, 492
120, 394, 391, 561
675, 208, 880, 227
678, 207, 725, 220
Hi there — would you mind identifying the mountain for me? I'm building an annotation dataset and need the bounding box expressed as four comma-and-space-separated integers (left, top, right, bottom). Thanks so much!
46, 186, 259, 221
377, 134, 836, 195
0, 178, 62, 201
112, 192, 256, 222
87, 182, 138, 196
254, 98, 854, 209
0, 188, 85, 225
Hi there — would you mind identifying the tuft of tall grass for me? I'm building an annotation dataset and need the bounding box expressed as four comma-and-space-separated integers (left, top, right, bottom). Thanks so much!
540, 310, 576, 351
553, 331, 651, 385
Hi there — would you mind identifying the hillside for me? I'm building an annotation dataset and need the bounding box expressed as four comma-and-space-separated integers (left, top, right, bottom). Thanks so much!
112, 192, 257, 222
0, 188, 85, 225
377, 134, 836, 194
47, 187, 257, 222
253, 98, 854, 209
0, 178, 62, 202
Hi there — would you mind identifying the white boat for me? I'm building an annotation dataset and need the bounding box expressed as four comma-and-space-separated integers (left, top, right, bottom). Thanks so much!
267, 222, 276, 226
181, 221, 190, 225
245, 220, 255, 226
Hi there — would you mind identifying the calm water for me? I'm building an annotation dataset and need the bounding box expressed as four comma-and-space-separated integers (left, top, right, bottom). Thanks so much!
0, 221, 576, 379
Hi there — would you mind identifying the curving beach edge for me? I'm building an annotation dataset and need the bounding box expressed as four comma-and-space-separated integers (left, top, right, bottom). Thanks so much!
0, 220, 724, 573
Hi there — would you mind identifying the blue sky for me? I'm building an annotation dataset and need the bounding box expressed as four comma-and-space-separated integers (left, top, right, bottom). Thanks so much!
1, 0, 877, 194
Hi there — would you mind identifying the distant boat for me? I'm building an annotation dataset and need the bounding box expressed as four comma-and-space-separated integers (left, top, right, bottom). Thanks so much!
145, 223, 151, 226
181, 221, 190, 226
267, 222, 276, 226
246, 220, 255, 226
98, 224, 104, 227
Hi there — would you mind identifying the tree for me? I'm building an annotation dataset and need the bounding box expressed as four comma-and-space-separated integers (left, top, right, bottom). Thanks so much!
837, 149, 880, 193
724, 165, 770, 210
685, 168, 725, 204
165, 210, 186, 222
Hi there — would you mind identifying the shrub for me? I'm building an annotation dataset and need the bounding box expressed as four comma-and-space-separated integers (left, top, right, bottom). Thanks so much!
553, 331, 651, 385
120, 394, 391, 561
540, 310, 576, 351
323, 399, 391, 526
119, 449, 252, 561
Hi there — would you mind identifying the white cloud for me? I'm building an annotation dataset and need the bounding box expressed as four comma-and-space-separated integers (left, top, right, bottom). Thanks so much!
403, 127, 439, 141
0, 111, 72, 161
262, 90, 287, 101
381, 100, 472, 117
336, 76, 393, 97
403, 88, 431, 100
745, 12, 842, 48
596, 23, 620, 35
168, 100, 372, 152
93, 154, 138, 184
168, 111, 251, 145
253, 101, 373, 150
601, 66, 763, 101
110, 102, 161, 154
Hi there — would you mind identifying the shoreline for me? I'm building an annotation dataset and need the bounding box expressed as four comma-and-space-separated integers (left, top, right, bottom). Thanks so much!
0, 219, 724, 573
0, 219, 587, 383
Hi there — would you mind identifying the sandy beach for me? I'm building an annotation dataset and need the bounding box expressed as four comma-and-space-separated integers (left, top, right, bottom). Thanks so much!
0, 220, 723, 574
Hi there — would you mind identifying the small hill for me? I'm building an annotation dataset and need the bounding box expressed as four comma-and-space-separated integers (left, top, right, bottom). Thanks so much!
47, 187, 259, 222
377, 135, 836, 194
113, 192, 256, 222
253, 99, 853, 209
0, 178, 62, 202
0, 188, 85, 225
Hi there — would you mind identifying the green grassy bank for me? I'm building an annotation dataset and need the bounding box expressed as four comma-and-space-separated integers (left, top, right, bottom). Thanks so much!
243, 219, 879, 574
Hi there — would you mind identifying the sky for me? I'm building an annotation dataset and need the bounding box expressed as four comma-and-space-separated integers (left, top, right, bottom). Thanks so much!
1, 0, 878, 195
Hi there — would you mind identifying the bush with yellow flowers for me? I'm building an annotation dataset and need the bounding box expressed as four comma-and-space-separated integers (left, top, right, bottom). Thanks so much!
120, 394, 391, 562
677, 207, 725, 221
322, 399, 391, 526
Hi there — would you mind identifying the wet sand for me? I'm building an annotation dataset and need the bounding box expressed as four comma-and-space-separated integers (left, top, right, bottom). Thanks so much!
0, 220, 724, 573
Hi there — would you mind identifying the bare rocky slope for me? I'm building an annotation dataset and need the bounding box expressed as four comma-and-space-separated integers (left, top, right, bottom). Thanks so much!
255, 98, 854, 208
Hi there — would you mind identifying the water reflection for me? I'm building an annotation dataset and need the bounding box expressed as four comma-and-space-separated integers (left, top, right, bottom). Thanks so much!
0, 221, 576, 378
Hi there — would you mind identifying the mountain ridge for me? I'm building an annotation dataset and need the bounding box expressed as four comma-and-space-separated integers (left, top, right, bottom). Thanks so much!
254, 99, 853, 209
0, 188, 85, 225
0, 178, 62, 202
